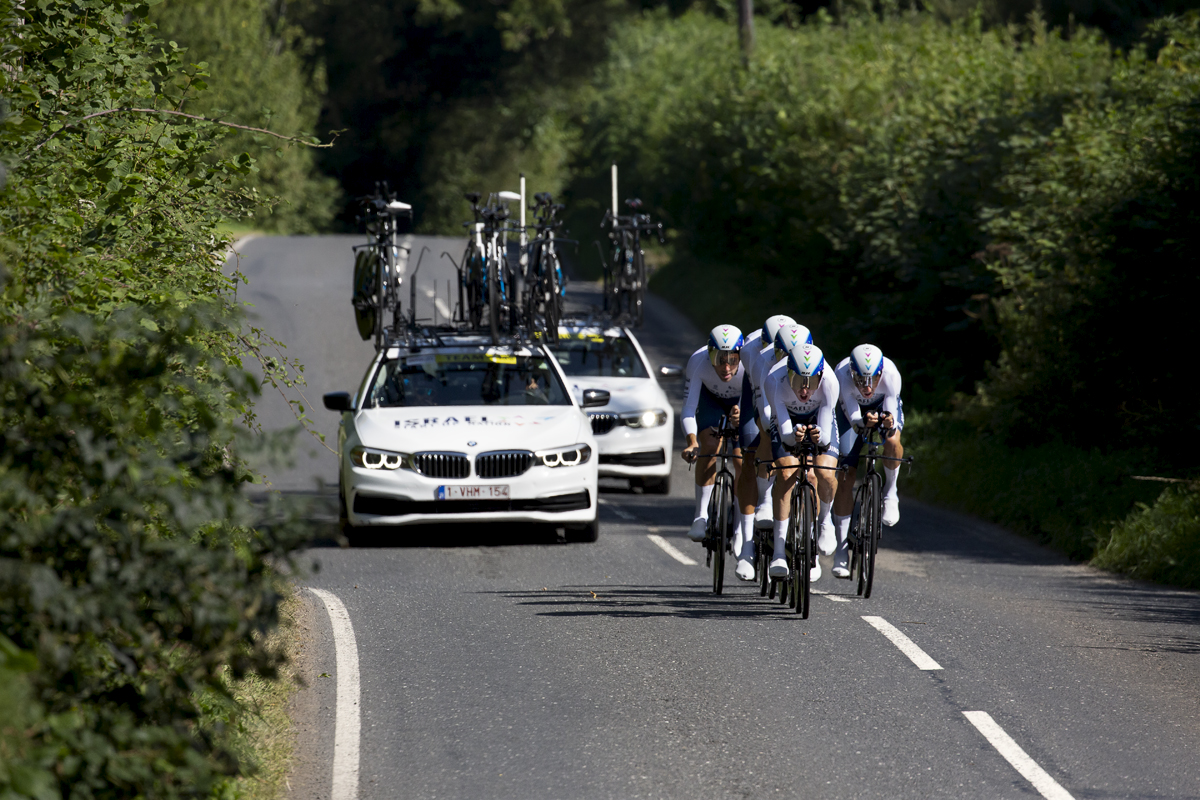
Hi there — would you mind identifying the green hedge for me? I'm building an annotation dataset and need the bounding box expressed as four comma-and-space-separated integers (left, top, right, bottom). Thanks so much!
1, 1, 310, 796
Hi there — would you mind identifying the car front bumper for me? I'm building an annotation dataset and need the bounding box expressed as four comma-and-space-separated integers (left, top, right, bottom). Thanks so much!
590, 423, 673, 479
345, 460, 598, 527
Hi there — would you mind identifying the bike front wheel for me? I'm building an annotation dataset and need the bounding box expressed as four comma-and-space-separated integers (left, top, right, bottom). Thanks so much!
859, 472, 882, 598
796, 482, 816, 617
709, 475, 732, 595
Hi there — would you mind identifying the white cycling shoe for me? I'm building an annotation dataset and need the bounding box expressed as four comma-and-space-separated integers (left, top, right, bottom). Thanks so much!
754, 503, 773, 529
883, 497, 900, 527
768, 557, 789, 579
810, 559, 822, 583
688, 517, 708, 542
818, 516, 836, 555
735, 559, 756, 581
832, 543, 851, 579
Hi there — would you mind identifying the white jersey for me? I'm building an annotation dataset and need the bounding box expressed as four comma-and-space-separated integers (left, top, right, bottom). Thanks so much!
835, 356, 901, 428
764, 359, 839, 448
681, 346, 746, 437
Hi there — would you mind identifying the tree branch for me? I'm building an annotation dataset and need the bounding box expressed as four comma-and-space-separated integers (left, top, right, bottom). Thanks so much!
28, 107, 335, 155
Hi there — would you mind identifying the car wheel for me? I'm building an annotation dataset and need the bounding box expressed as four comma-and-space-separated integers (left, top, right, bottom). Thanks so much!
637, 475, 671, 495
338, 481, 359, 546
566, 519, 599, 543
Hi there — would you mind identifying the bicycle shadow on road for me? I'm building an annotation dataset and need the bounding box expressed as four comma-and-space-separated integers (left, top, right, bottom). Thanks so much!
490, 585, 832, 620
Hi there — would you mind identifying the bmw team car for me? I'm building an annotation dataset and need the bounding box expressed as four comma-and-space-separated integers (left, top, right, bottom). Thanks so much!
323, 333, 607, 540
550, 322, 678, 494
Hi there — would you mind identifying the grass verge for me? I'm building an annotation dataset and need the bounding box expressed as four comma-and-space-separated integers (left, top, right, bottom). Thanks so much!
201, 587, 302, 800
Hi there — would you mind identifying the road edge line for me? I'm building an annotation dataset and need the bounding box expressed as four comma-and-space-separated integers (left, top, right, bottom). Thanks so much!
963, 711, 1075, 800
309, 588, 361, 800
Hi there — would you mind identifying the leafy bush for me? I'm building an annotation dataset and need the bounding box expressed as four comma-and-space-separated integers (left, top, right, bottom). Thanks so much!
901, 412, 1162, 559
1093, 486, 1200, 588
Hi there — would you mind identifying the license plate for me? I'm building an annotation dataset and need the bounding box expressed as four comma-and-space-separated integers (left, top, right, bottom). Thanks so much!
436, 484, 510, 500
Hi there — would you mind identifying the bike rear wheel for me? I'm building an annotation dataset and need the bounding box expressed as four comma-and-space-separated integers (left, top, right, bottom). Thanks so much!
756, 528, 770, 597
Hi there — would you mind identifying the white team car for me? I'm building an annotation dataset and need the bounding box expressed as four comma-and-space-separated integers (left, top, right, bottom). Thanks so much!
324, 333, 605, 540
549, 322, 678, 494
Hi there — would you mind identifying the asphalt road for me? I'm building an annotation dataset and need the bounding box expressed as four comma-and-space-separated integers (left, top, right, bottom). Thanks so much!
236, 235, 1200, 800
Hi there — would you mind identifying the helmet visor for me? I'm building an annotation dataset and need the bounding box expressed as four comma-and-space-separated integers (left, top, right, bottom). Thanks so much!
709, 349, 741, 368
853, 372, 881, 393
789, 371, 822, 395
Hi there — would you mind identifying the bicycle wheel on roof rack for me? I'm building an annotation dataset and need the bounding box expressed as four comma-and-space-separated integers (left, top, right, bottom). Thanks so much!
633, 249, 646, 327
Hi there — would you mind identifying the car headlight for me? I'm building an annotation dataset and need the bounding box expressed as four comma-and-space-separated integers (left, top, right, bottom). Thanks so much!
535, 443, 592, 468
350, 446, 412, 470
622, 409, 668, 428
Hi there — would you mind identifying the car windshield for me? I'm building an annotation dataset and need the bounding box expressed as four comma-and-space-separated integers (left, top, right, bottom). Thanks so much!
365, 352, 572, 408
551, 334, 648, 378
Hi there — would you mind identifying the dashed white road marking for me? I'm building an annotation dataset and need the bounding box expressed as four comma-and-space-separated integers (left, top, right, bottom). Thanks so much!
963, 711, 1075, 800
647, 534, 699, 566
310, 588, 361, 800
811, 588, 851, 603
598, 498, 636, 521
862, 615, 943, 670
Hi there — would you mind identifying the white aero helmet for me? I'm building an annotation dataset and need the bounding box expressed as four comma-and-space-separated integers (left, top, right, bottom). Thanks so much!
849, 343, 885, 393
707, 324, 744, 368
761, 315, 796, 349
774, 323, 813, 359
786, 342, 826, 395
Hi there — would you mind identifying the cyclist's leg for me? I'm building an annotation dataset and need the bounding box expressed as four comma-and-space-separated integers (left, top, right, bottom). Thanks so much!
768, 424, 798, 577
732, 376, 760, 575
754, 413, 775, 528
832, 406, 861, 577
882, 399, 905, 525
814, 416, 841, 554
688, 388, 728, 541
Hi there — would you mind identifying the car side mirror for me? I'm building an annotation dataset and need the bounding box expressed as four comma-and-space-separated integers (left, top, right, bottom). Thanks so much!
658, 364, 684, 379
581, 388, 611, 409
323, 391, 354, 412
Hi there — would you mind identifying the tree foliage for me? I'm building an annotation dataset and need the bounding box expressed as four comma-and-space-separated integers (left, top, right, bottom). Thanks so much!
571, 9, 1200, 456
149, 0, 341, 232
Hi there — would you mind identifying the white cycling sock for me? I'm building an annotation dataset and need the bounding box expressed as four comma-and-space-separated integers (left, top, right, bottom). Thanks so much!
772, 519, 788, 561
884, 466, 899, 500
695, 482, 714, 520
819, 499, 832, 525
734, 513, 754, 557
833, 513, 852, 547
756, 476, 771, 507
740, 514, 756, 559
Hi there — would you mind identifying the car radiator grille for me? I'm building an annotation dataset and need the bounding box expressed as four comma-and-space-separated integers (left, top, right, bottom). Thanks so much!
599, 449, 666, 467
589, 413, 619, 436
411, 452, 470, 479
475, 450, 534, 478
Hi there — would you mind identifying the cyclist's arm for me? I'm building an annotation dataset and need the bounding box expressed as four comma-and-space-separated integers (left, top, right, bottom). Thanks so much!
766, 377, 797, 447
679, 349, 706, 438
880, 359, 902, 423
815, 375, 838, 448
836, 365, 864, 431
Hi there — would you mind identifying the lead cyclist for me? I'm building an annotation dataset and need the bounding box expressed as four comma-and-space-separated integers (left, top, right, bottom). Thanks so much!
830, 344, 904, 578
680, 325, 759, 545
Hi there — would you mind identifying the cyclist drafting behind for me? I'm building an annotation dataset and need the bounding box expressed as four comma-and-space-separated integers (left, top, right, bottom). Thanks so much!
831, 344, 905, 578
681, 326, 758, 546
763, 342, 840, 581
744, 315, 798, 530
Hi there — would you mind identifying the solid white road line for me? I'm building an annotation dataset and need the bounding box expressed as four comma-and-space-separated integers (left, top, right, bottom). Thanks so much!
861, 615, 943, 670
963, 711, 1075, 800
811, 589, 851, 603
647, 534, 699, 566
310, 588, 361, 800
